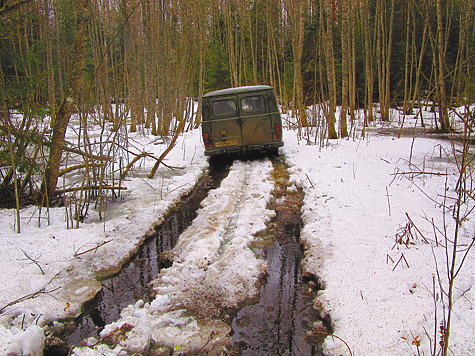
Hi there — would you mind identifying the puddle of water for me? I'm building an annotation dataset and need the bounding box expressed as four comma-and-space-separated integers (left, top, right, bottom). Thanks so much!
65, 164, 230, 346
51, 153, 329, 355
231, 157, 325, 356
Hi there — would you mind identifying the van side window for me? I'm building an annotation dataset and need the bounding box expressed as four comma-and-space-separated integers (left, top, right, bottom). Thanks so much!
241, 96, 265, 113
212, 99, 237, 117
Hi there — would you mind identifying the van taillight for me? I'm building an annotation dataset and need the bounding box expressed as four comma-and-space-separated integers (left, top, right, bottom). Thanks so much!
274, 124, 281, 140
203, 133, 210, 148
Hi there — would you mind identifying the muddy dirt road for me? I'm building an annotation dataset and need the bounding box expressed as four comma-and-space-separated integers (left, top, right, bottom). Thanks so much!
60, 156, 325, 356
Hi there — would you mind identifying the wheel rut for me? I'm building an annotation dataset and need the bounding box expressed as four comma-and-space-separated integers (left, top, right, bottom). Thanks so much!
51, 155, 325, 356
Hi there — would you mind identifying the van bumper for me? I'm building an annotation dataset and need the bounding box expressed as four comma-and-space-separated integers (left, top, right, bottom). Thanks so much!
204, 141, 283, 156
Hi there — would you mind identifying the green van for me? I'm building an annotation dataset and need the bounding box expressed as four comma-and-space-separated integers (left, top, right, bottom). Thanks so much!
201, 85, 284, 156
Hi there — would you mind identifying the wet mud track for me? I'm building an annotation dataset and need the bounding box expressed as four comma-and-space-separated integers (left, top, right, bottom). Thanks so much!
231, 157, 324, 355
66, 164, 230, 346
60, 154, 326, 355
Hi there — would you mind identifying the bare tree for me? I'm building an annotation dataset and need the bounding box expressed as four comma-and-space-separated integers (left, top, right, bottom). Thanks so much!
286, 0, 308, 127
402, 0, 413, 115
436, 0, 450, 131
39, 0, 89, 206
340, 0, 349, 137
361, 0, 374, 124
43, 0, 56, 126
324, 0, 338, 139
376, 0, 395, 122
412, 0, 430, 124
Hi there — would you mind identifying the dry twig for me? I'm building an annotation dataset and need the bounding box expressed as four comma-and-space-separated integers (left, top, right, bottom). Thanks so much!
0, 272, 61, 314
74, 239, 112, 258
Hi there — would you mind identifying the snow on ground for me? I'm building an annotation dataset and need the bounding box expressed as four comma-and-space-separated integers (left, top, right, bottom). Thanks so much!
1, 103, 475, 355
73, 159, 275, 355
0, 125, 207, 354
284, 106, 475, 355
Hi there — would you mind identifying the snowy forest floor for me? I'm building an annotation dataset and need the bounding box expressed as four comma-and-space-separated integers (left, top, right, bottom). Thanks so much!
1, 103, 475, 355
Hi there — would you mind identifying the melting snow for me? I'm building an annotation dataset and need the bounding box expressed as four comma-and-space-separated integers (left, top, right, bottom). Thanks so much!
1, 104, 475, 355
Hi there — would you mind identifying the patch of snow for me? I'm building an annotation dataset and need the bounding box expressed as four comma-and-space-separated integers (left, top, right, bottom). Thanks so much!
6, 325, 44, 356
0, 126, 207, 354
1, 104, 475, 355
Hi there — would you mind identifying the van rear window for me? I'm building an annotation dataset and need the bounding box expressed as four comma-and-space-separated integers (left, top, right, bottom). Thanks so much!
212, 99, 237, 117
241, 96, 265, 113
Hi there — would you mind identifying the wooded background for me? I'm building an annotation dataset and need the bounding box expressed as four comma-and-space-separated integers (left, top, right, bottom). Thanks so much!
2, 0, 474, 131
0, 0, 474, 209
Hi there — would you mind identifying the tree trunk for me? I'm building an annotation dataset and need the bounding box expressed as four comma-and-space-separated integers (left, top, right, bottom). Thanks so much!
454, 1, 470, 102
412, 0, 429, 126
39, 0, 89, 206
361, 0, 374, 124
44, 0, 55, 126
143, 0, 156, 133
436, 0, 450, 131
349, 4, 356, 123
384, 0, 395, 121
340, 0, 349, 138
324, 0, 337, 139
194, 1, 207, 128
377, 0, 394, 122
454, 0, 469, 101
403, 1, 412, 115
290, 0, 308, 127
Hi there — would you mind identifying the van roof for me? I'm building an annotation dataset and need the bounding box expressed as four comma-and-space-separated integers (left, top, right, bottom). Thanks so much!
203, 85, 273, 98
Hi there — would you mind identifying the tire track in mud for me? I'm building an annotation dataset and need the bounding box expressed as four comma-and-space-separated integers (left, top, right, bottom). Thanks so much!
61, 157, 327, 355
68, 159, 276, 355
231, 157, 327, 356
146, 159, 276, 353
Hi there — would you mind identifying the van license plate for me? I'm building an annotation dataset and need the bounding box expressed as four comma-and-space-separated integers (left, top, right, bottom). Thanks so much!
216, 140, 238, 148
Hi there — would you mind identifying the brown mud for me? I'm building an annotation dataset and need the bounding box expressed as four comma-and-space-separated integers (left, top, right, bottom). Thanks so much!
47, 154, 329, 355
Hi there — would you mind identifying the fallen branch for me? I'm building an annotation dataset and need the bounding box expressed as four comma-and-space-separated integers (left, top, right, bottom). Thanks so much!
298, 330, 352, 356
74, 239, 112, 258
390, 171, 449, 176
120, 152, 152, 180
0, 272, 60, 314
405, 212, 429, 244
305, 173, 315, 188
62, 146, 112, 162
58, 163, 104, 177
119, 149, 184, 180
56, 185, 127, 194
8, 242, 45, 275
392, 253, 410, 271
20, 249, 45, 275
149, 121, 185, 179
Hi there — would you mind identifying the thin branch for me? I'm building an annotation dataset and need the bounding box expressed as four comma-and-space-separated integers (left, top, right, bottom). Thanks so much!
405, 212, 429, 244
20, 249, 45, 275
0, 0, 33, 15
56, 185, 127, 194
393, 253, 410, 271
390, 171, 449, 176
305, 173, 315, 188
58, 163, 104, 177
149, 121, 185, 179
298, 330, 352, 356
0, 272, 61, 314
74, 239, 112, 258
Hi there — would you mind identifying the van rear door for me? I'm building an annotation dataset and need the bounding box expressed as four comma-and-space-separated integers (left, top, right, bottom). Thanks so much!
239, 93, 273, 146
209, 97, 243, 150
